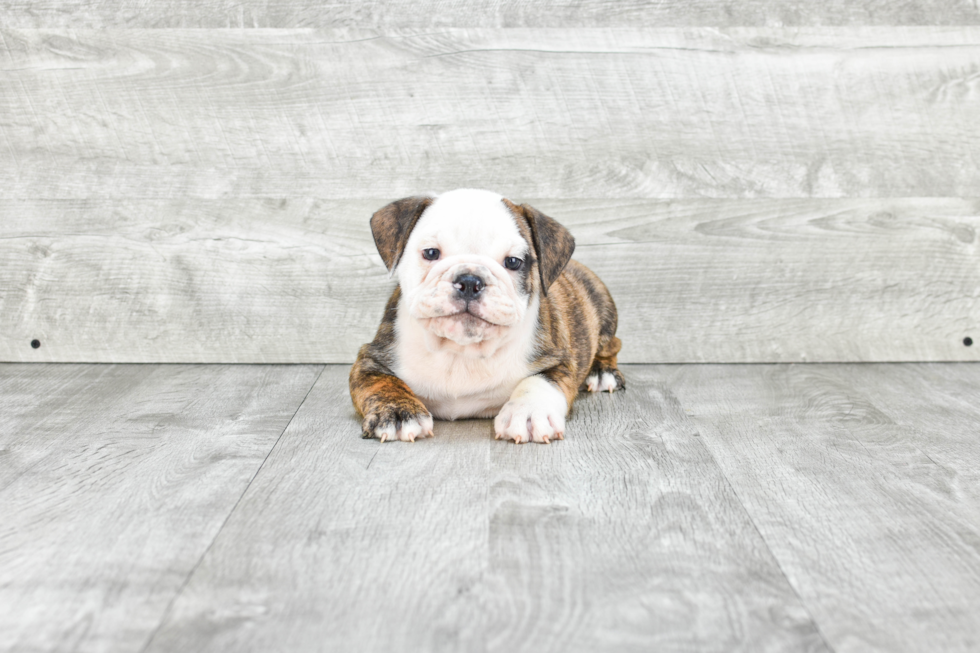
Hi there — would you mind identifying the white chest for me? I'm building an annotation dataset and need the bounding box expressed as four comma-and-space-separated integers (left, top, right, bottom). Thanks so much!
392, 314, 537, 421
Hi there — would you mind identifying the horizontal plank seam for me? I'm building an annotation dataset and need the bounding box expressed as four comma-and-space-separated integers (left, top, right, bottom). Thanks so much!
419, 42, 980, 59
686, 418, 838, 652
617, 362, 980, 367
135, 364, 326, 653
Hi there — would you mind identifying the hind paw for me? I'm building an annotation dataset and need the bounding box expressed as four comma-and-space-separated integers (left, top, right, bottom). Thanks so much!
584, 369, 625, 393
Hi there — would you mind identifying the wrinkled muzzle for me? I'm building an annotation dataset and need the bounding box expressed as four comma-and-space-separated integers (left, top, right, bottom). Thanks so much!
407, 255, 525, 346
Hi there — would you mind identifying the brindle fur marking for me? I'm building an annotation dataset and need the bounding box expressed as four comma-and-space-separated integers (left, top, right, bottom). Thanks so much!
505, 202, 625, 410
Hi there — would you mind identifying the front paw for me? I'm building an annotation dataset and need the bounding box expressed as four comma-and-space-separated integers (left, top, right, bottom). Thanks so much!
362, 404, 434, 443
494, 376, 568, 444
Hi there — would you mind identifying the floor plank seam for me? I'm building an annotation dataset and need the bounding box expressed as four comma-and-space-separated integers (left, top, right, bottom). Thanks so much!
688, 421, 840, 653
134, 364, 327, 653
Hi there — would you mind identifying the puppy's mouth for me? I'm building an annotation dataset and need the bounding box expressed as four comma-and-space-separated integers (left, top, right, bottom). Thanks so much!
445, 306, 497, 326
420, 304, 505, 347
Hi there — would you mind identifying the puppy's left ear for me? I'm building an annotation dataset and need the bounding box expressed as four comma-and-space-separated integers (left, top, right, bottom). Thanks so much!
370, 196, 434, 272
508, 201, 575, 297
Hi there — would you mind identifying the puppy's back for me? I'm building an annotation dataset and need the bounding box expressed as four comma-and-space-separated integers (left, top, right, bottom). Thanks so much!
535, 259, 621, 397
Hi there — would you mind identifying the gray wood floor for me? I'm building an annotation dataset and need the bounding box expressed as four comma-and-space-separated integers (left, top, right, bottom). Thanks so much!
2, 363, 978, 652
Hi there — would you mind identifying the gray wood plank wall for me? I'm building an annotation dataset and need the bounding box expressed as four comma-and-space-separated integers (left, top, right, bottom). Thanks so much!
1, 12, 978, 363
4, 28, 980, 200
3, 1, 979, 28
2, 198, 978, 363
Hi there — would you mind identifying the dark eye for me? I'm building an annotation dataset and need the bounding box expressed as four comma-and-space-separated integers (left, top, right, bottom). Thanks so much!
504, 256, 523, 271
422, 248, 440, 261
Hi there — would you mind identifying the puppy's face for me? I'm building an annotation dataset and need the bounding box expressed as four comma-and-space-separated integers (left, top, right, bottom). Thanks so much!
370, 189, 575, 352
402, 190, 534, 347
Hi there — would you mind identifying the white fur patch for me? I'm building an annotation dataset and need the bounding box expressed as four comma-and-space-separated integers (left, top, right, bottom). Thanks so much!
586, 372, 620, 393
394, 293, 540, 420
409, 254, 523, 346
494, 375, 568, 444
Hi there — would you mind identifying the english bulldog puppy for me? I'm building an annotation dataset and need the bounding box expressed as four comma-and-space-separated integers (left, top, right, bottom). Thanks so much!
349, 188, 624, 444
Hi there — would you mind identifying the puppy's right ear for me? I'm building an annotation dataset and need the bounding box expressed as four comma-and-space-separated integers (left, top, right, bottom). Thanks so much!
370, 196, 434, 272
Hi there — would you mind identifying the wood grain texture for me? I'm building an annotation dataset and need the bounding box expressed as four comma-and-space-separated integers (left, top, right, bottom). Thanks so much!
3, 0, 980, 28
143, 365, 829, 653
0, 198, 386, 364
840, 363, 980, 525
2, 28, 980, 199
0, 363, 322, 653
661, 363, 980, 653
2, 198, 977, 364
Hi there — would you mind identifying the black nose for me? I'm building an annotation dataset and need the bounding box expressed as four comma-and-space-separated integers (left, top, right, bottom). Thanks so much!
454, 274, 485, 300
